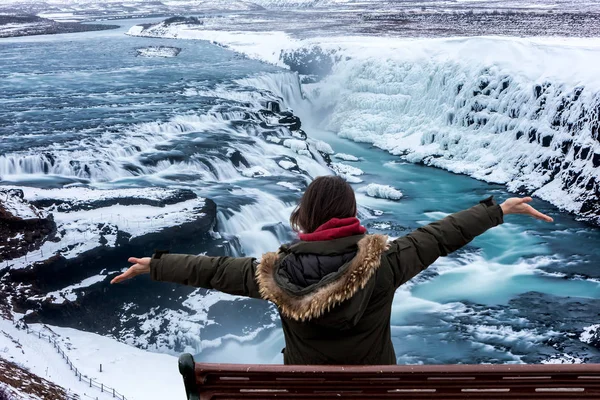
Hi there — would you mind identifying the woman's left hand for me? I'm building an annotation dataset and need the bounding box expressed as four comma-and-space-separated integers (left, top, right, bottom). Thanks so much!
500, 197, 554, 222
110, 257, 151, 284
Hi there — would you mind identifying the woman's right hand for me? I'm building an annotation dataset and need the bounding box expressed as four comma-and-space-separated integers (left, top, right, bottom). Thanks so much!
110, 257, 151, 284
500, 197, 554, 222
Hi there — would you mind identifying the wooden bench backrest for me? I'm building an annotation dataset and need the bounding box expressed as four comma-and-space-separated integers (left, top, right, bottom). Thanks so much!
178, 354, 600, 399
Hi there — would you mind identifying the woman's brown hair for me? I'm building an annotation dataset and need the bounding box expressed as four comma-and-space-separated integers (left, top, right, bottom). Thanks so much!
290, 176, 357, 233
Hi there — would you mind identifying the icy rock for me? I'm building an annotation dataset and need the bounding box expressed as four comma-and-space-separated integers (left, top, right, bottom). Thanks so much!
358, 184, 403, 201
229, 149, 250, 168
331, 162, 364, 183
278, 115, 301, 131
334, 153, 360, 162
136, 46, 182, 58
313, 140, 334, 155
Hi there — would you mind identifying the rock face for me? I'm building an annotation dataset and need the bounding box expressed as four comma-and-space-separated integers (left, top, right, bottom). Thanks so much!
0, 189, 56, 262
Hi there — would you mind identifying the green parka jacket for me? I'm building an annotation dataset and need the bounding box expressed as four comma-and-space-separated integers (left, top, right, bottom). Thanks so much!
150, 197, 504, 365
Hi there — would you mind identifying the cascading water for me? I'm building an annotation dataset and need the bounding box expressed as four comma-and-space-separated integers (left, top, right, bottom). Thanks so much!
210, 35, 600, 364
205, 35, 600, 226
301, 39, 600, 225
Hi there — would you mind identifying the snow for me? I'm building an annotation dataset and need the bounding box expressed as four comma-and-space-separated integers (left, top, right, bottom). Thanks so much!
282, 138, 308, 152
1, 191, 44, 220
541, 354, 585, 364
580, 324, 600, 344
331, 162, 364, 183
278, 160, 297, 170
0, 23, 45, 35
136, 46, 181, 58
371, 222, 391, 229
127, 25, 294, 67
3, 186, 207, 270
43, 275, 107, 304
20, 186, 187, 204
0, 319, 184, 400
358, 183, 403, 201
334, 153, 360, 161
312, 139, 334, 154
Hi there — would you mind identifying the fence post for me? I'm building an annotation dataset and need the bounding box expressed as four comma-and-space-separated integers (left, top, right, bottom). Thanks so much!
89, 378, 92, 388
101, 383, 104, 392
113, 388, 115, 398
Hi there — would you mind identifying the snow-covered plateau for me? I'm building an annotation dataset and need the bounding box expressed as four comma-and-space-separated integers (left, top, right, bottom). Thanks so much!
0, 14, 118, 38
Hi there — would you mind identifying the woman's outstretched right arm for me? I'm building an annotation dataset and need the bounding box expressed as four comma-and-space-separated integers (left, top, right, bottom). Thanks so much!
384, 196, 553, 289
111, 254, 261, 299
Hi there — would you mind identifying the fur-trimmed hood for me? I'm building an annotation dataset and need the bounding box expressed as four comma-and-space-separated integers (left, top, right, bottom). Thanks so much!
255, 234, 389, 322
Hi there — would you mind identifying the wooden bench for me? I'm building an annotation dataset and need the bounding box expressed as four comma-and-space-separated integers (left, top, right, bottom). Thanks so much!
178, 353, 600, 399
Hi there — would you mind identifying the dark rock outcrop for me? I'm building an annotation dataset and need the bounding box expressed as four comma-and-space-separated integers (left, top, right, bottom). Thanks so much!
162, 16, 203, 26
0, 189, 56, 262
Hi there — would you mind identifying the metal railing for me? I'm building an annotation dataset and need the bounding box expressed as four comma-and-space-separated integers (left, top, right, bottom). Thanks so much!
20, 325, 129, 400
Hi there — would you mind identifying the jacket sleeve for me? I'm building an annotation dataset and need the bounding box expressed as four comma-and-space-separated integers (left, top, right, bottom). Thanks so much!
149, 254, 262, 299
384, 196, 504, 289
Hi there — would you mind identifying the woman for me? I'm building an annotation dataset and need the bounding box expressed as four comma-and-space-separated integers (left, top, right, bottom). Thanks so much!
111, 176, 553, 365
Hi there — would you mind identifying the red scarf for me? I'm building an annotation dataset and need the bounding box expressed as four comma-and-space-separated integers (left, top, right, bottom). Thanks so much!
299, 217, 367, 242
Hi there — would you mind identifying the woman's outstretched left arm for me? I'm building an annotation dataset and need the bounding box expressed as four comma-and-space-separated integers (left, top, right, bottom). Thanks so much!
385, 196, 553, 289
111, 254, 261, 299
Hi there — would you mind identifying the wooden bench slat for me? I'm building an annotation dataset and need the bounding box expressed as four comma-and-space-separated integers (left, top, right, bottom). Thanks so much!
177, 353, 600, 400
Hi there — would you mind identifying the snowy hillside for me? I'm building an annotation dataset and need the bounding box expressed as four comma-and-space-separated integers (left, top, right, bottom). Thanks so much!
0, 319, 183, 399
0, 357, 69, 400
